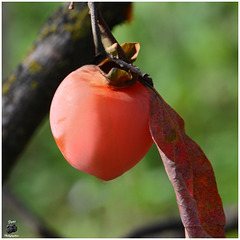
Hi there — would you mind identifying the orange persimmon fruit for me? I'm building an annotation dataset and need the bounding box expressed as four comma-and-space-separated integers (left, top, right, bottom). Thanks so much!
50, 65, 153, 181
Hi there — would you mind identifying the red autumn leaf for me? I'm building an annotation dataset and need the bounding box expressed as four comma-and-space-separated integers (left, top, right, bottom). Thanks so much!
146, 85, 226, 238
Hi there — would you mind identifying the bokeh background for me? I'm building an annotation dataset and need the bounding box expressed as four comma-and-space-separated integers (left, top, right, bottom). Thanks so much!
2, 2, 238, 238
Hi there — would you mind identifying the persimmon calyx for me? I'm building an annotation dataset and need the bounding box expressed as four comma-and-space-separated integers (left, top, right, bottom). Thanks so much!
105, 68, 139, 88
98, 42, 141, 88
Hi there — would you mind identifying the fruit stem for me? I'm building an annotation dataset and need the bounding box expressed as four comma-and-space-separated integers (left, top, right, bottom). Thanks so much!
87, 2, 153, 87
88, 2, 107, 62
97, 9, 128, 62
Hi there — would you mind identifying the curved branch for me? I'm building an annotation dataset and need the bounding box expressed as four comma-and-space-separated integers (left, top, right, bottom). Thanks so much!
3, 186, 60, 237
2, 2, 132, 182
124, 205, 237, 238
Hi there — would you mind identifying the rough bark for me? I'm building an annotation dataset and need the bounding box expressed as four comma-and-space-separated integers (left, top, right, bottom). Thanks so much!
2, 2, 132, 182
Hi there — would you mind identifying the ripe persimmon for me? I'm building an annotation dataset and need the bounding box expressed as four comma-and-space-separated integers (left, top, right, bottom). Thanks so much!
50, 65, 153, 181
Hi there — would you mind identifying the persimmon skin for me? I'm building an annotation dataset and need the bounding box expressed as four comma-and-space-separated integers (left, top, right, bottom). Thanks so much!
50, 65, 153, 181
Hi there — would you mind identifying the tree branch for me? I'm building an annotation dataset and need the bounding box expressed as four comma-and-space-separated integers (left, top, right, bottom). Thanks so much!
2, 2, 132, 182
124, 205, 237, 238
3, 186, 60, 237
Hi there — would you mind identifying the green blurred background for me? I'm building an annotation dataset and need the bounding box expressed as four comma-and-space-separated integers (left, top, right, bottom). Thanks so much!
2, 2, 238, 238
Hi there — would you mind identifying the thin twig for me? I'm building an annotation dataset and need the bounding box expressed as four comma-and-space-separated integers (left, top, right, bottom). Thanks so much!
88, 2, 107, 60
97, 9, 128, 62
107, 55, 148, 77
107, 54, 153, 86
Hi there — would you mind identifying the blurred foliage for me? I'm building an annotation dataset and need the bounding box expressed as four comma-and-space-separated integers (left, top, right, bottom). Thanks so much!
2, 2, 237, 238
